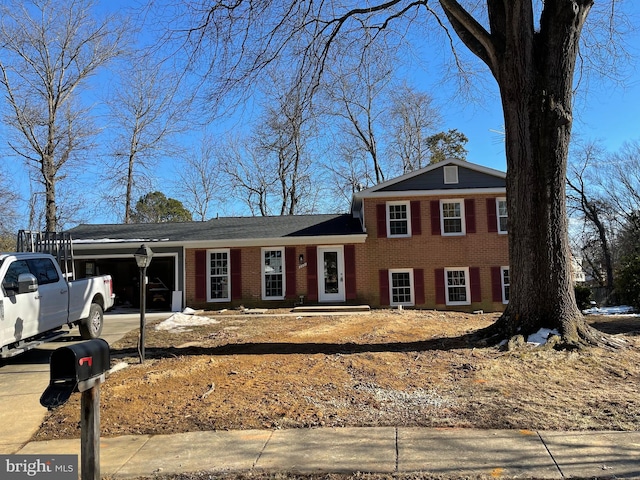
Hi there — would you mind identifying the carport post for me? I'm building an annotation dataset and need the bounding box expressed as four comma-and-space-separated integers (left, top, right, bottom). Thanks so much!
80, 385, 100, 480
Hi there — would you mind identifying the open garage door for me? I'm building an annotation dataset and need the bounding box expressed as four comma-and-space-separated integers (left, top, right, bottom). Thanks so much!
76, 256, 176, 311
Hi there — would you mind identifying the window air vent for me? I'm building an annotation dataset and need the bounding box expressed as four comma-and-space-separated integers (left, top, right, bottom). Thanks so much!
443, 165, 459, 184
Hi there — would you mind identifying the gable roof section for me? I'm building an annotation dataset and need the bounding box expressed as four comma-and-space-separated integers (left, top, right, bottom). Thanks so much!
354, 158, 506, 198
67, 214, 366, 248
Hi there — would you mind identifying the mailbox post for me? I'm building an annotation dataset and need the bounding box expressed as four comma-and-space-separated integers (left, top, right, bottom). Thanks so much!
40, 339, 110, 480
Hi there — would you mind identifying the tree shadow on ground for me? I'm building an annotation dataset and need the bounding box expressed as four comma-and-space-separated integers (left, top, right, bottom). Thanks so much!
588, 316, 640, 336
110, 330, 482, 361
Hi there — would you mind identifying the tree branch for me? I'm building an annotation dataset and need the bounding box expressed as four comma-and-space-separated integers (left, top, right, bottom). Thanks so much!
438, 0, 498, 75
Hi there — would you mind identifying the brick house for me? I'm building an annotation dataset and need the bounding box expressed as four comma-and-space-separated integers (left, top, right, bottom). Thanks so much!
351, 158, 509, 312
67, 159, 509, 312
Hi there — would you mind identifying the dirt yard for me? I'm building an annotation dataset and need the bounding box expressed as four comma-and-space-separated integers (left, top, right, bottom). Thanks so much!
34, 309, 640, 441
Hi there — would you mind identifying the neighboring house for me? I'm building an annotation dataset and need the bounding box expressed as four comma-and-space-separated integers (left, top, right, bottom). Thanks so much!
67, 159, 509, 312
570, 256, 587, 284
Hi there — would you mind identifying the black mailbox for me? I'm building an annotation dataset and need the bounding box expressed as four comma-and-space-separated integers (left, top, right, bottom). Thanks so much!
40, 338, 110, 409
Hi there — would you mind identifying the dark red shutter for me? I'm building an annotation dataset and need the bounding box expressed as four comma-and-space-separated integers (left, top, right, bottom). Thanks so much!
430, 200, 441, 235
470, 267, 481, 303
230, 249, 242, 300
344, 245, 356, 300
306, 246, 318, 301
195, 250, 206, 301
435, 268, 445, 304
487, 198, 498, 233
491, 266, 503, 302
414, 268, 425, 305
379, 269, 390, 305
376, 204, 387, 238
410, 201, 422, 235
285, 247, 297, 299
465, 199, 476, 234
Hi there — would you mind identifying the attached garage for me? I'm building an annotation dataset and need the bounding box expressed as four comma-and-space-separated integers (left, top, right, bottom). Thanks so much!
66, 223, 185, 311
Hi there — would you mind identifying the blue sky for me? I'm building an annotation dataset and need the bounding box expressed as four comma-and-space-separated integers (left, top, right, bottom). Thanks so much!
6, 1, 640, 226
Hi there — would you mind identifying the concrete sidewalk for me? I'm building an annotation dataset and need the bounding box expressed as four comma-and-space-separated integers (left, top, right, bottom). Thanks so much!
14, 427, 640, 479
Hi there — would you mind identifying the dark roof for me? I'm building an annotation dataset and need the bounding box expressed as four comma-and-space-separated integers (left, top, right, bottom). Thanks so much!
66, 214, 364, 243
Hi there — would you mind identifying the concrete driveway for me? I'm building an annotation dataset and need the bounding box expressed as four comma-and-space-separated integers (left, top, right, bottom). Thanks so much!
0, 310, 170, 454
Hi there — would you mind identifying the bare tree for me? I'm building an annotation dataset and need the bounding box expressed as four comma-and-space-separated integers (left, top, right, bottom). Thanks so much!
0, 0, 126, 231
567, 141, 617, 300
173, 131, 224, 221
387, 84, 442, 173
325, 140, 377, 209
175, 0, 631, 347
219, 135, 276, 216
601, 140, 640, 227
105, 52, 187, 223
0, 172, 20, 243
325, 39, 393, 184
255, 72, 316, 215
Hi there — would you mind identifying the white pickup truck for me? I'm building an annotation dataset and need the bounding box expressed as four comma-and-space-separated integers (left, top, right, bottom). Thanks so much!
0, 252, 115, 358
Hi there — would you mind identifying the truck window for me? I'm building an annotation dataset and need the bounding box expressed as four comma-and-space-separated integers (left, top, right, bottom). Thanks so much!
2, 260, 31, 295
27, 258, 60, 285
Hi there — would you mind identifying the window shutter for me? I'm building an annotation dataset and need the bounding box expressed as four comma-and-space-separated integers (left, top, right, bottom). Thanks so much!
285, 247, 297, 299
410, 201, 422, 235
465, 199, 476, 234
487, 198, 498, 233
430, 201, 441, 235
376, 204, 387, 238
379, 269, 390, 305
195, 250, 206, 301
435, 268, 445, 304
230, 249, 242, 300
344, 245, 357, 300
470, 267, 481, 302
306, 246, 318, 301
414, 268, 425, 305
491, 266, 503, 302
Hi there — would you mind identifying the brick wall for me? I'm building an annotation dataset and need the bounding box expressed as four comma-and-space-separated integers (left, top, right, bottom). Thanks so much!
359, 194, 509, 311
183, 193, 508, 312
185, 245, 336, 309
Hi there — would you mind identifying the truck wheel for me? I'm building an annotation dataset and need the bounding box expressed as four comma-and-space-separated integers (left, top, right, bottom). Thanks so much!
79, 303, 104, 339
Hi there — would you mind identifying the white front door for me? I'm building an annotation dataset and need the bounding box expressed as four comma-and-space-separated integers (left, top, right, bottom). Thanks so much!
317, 246, 345, 302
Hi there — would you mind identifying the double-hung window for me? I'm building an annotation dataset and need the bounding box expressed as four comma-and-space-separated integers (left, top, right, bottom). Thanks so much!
497, 198, 508, 234
262, 248, 285, 300
387, 201, 411, 237
441, 200, 465, 236
501, 267, 510, 304
389, 269, 414, 306
445, 267, 470, 305
207, 249, 230, 301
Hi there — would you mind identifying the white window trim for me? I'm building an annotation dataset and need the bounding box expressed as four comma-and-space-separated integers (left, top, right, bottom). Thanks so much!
496, 197, 508, 234
444, 267, 471, 306
386, 200, 412, 238
443, 165, 459, 184
207, 248, 230, 302
501, 266, 510, 304
440, 199, 466, 236
389, 268, 415, 306
261, 247, 286, 300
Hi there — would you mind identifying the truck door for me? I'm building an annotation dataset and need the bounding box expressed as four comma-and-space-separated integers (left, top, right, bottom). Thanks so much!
1, 259, 40, 343
27, 257, 68, 332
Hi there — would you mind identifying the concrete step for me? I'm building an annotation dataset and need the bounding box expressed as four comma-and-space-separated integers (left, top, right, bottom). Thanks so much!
292, 305, 371, 313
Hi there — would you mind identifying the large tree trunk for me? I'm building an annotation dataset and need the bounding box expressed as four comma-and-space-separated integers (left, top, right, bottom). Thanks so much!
440, 1, 623, 348
496, 4, 585, 343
